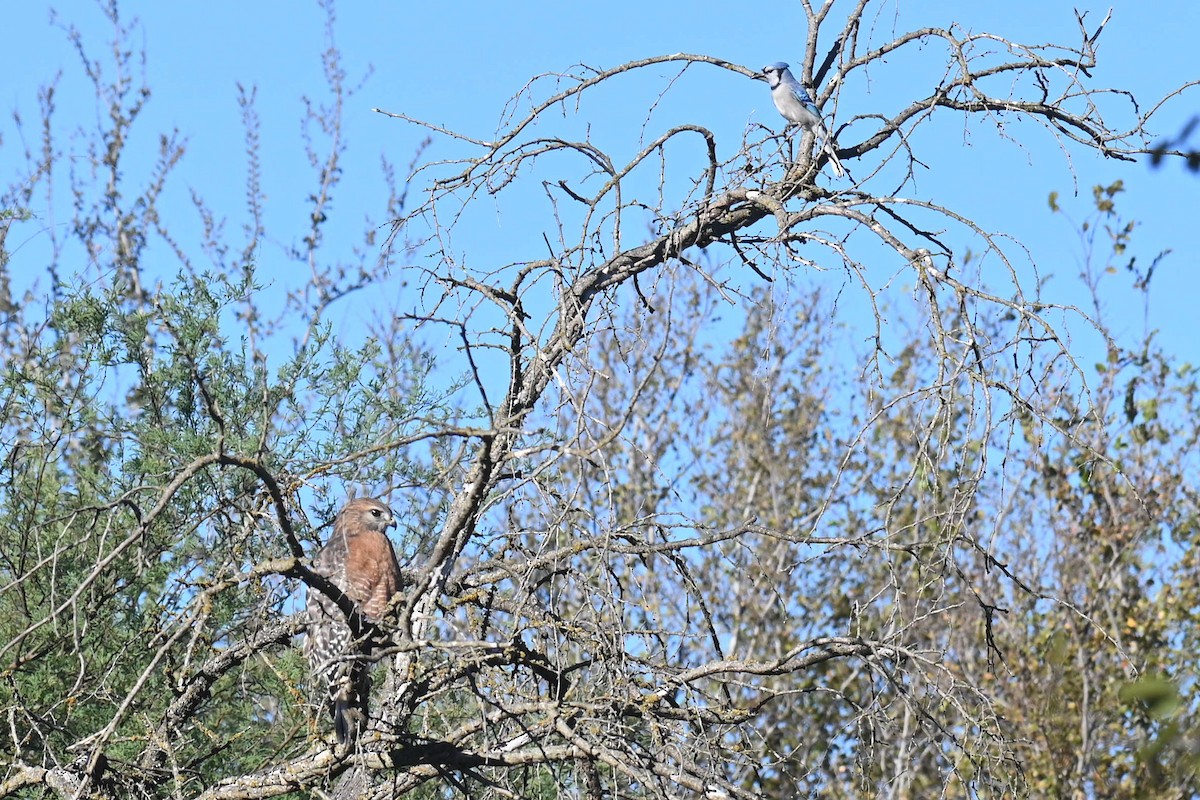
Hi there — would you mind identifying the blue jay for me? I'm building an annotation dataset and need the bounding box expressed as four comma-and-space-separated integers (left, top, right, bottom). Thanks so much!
761, 62, 844, 178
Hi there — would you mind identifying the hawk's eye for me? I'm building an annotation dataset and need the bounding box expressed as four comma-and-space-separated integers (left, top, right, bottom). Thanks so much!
370, 509, 381, 516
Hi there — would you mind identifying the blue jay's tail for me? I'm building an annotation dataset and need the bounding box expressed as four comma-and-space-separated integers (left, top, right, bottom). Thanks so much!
822, 139, 845, 178
801, 120, 845, 179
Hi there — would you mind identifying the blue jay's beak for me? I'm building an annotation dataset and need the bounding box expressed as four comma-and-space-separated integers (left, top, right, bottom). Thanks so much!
753, 72, 769, 81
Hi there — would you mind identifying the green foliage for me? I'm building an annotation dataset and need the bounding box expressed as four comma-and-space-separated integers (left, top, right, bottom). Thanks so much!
0, 257, 446, 794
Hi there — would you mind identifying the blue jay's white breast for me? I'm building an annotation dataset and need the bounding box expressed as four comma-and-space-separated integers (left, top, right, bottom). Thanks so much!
772, 87, 819, 129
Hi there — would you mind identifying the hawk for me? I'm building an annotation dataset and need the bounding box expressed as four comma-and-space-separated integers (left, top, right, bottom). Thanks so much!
304, 497, 402, 743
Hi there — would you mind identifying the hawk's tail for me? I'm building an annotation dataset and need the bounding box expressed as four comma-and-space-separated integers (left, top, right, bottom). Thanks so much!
334, 699, 366, 744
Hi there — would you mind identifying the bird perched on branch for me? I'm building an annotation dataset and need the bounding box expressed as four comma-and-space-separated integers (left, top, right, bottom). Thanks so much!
760, 61, 845, 177
304, 497, 402, 743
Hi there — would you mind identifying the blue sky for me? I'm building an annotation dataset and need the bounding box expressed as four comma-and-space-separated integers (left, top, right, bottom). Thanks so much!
3, 0, 1197, 373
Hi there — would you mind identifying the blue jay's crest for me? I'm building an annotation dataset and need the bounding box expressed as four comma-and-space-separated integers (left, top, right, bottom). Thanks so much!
760, 62, 795, 92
